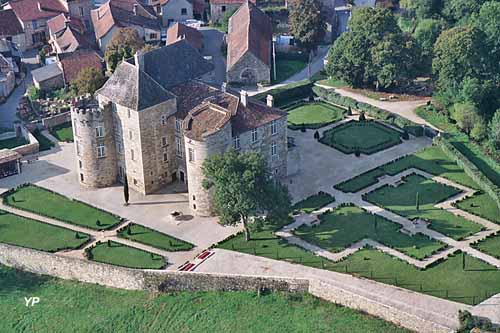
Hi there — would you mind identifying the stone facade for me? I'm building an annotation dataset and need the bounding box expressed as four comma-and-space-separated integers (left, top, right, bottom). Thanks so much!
210, 3, 240, 23
226, 52, 271, 85
161, 0, 194, 26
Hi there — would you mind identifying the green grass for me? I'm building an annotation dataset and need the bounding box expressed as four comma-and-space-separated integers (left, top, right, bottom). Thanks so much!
292, 192, 335, 214
49, 122, 73, 142
473, 234, 500, 259
415, 106, 457, 133
89, 241, 166, 269
286, 102, 345, 129
320, 120, 402, 155
3, 184, 121, 230
364, 174, 483, 240
0, 210, 89, 252
455, 192, 500, 224
0, 136, 28, 149
316, 77, 349, 88
0, 265, 410, 333
32, 129, 55, 151
117, 224, 194, 251
335, 146, 479, 193
273, 58, 307, 83
294, 205, 446, 260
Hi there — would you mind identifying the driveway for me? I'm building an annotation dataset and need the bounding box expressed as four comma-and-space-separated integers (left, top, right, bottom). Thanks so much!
200, 27, 226, 86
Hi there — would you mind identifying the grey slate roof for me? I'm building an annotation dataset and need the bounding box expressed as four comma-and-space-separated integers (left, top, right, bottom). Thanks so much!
97, 61, 175, 111
31, 63, 63, 83
126, 40, 214, 89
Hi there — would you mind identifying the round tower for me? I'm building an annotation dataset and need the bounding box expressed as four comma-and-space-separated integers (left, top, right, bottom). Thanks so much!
71, 95, 118, 188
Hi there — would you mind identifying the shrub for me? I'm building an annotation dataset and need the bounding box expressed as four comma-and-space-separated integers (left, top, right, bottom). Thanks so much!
402, 131, 410, 140
359, 111, 366, 121
355, 149, 361, 157
314, 131, 320, 140
256, 80, 314, 107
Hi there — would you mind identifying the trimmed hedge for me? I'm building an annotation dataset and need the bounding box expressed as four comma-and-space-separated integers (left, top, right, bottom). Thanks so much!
256, 80, 314, 107
435, 137, 500, 212
312, 86, 424, 137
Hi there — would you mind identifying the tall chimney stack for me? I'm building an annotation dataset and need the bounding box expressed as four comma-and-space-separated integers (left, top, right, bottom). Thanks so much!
266, 94, 274, 108
134, 49, 144, 70
133, 3, 138, 15
221, 82, 227, 93
240, 90, 248, 107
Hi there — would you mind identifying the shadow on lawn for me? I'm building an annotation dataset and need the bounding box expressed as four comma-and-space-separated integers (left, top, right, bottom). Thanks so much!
0, 265, 52, 296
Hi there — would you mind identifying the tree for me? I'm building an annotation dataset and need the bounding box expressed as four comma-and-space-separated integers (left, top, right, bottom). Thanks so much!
413, 19, 445, 71
488, 110, 500, 150
400, 0, 443, 19
123, 174, 129, 206
220, 8, 237, 33
443, 0, 487, 24
453, 102, 481, 137
104, 28, 145, 72
71, 67, 106, 96
289, 0, 326, 50
203, 150, 291, 241
476, 1, 500, 77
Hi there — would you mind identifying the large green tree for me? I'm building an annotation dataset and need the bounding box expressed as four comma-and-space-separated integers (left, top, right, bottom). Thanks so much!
104, 28, 145, 72
71, 67, 106, 96
476, 1, 500, 74
288, 0, 326, 50
452, 102, 482, 137
488, 110, 500, 151
326, 7, 420, 90
400, 0, 443, 19
203, 151, 291, 241
443, 0, 488, 23
413, 19, 445, 71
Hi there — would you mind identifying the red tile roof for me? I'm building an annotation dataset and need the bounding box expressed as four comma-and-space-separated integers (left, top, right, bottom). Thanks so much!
53, 26, 93, 53
166, 23, 203, 51
209, 0, 255, 5
0, 10, 24, 36
58, 49, 103, 84
47, 13, 85, 36
227, 2, 272, 69
8, 0, 67, 22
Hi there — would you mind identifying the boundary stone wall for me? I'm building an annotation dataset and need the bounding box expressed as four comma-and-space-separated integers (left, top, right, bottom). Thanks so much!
42, 112, 71, 129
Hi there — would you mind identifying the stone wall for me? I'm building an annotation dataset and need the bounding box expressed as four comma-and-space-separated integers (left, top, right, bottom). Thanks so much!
42, 112, 71, 129
226, 52, 271, 85
12, 125, 39, 156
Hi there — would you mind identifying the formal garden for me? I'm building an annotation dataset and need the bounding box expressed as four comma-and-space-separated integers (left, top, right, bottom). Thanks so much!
87, 241, 166, 269
0, 264, 410, 332
320, 120, 403, 155
49, 122, 73, 142
286, 102, 345, 130
117, 223, 194, 252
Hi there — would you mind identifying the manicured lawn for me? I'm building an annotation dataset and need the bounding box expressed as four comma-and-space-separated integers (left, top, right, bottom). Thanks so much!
3, 184, 121, 230
455, 192, 500, 224
0, 265, 410, 333
364, 174, 483, 240
320, 120, 402, 155
117, 224, 194, 251
473, 234, 500, 259
317, 77, 349, 88
273, 58, 307, 83
294, 205, 446, 259
0, 210, 89, 252
32, 129, 55, 151
50, 122, 73, 142
292, 192, 335, 214
287, 102, 345, 130
0, 136, 27, 149
89, 241, 166, 269
335, 146, 480, 193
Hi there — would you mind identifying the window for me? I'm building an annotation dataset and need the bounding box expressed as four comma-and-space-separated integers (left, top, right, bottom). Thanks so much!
162, 137, 167, 147
163, 153, 168, 162
149, 33, 158, 40
271, 141, 277, 156
111, 103, 117, 112
80, 173, 84, 181
97, 145, 106, 158
274, 168, 279, 175
175, 118, 182, 133
271, 120, 278, 135
222, 5, 226, 12
76, 141, 81, 156
133, 178, 138, 185
117, 142, 123, 154
73, 120, 78, 136
193, 204, 197, 210
188, 147, 195, 162
176, 137, 183, 157
181, 8, 187, 15
79, 160, 82, 168
79, 6, 84, 16
251, 128, 258, 143
129, 130, 133, 140
233, 136, 240, 150
161, 115, 167, 125
131, 149, 135, 161
95, 125, 104, 138
32, 20, 38, 29
127, 109, 131, 118
192, 195, 196, 200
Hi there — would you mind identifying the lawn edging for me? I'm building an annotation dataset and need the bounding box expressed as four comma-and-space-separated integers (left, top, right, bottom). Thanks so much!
116, 223, 194, 252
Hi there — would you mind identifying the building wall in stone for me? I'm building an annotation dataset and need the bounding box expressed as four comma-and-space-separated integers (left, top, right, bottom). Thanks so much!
161, 0, 193, 26
226, 52, 271, 85
64, 0, 94, 30
184, 121, 232, 216
210, 3, 240, 23
72, 97, 118, 188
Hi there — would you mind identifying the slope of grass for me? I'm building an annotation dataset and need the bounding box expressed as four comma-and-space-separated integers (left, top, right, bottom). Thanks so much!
89, 241, 166, 269
455, 192, 500, 224
292, 192, 335, 214
3, 184, 121, 230
287, 102, 344, 129
117, 224, 194, 251
294, 205, 445, 259
364, 174, 482, 240
0, 265, 410, 333
273, 58, 307, 83
50, 122, 73, 142
0, 210, 89, 252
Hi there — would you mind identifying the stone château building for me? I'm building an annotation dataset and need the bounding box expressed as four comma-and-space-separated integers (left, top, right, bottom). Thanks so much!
71, 40, 288, 216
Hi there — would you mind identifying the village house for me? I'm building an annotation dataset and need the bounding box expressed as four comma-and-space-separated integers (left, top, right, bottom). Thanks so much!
0, 10, 25, 50
209, 0, 255, 23
160, 0, 193, 27
91, 0, 161, 51
0, 53, 16, 99
47, 13, 93, 53
226, 2, 272, 85
166, 22, 203, 51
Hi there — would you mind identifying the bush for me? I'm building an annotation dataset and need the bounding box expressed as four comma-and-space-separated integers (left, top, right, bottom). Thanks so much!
355, 149, 361, 157
256, 80, 314, 107
359, 111, 366, 121
402, 131, 410, 140
314, 131, 320, 140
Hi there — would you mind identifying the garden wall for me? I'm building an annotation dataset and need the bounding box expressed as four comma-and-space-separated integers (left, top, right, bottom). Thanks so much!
42, 111, 71, 129
0, 243, 457, 333
11, 125, 39, 156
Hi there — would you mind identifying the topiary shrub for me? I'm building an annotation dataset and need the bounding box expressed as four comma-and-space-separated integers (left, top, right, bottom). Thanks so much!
355, 149, 361, 157
314, 131, 320, 140
402, 131, 409, 140
300, 123, 306, 132
359, 112, 366, 121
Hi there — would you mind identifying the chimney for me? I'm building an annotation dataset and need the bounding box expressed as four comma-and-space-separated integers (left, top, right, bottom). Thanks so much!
266, 94, 274, 108
134, 49, 144, 70
133, 3, 138, 15
221, 82, 227, 93
240, 90, 248, 107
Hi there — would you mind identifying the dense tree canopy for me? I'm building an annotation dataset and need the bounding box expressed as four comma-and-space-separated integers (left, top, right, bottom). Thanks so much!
400, 0, 443, 19
71, 67, 106, 96
443, 0, 488, 23
413, 19, 445, 70
288, 0, 326, 50
202, 151, 291, 241
104, 28, 145, 72
326, 7, 419, 90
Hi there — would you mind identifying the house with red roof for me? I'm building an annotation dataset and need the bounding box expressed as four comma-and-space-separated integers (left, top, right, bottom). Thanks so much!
166, 22, 203, 51
226, 2, 272, 85
0, 10, 25, 50
47, 13, 93, 53
209, 0, 255, 23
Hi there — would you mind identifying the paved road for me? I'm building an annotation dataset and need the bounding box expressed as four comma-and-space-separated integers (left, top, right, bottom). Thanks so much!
200, 27, 226, 86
